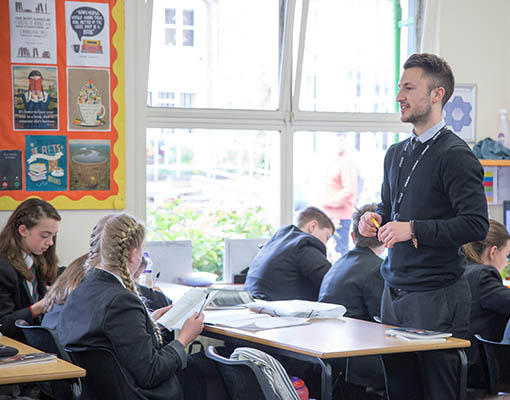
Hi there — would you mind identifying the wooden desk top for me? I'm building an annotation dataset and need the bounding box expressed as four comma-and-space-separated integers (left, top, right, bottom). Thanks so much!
204, 316, 470, 359
0, 336, 86, 385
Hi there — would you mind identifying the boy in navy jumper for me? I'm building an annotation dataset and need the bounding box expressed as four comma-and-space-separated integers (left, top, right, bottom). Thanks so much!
359, 53, 488, 400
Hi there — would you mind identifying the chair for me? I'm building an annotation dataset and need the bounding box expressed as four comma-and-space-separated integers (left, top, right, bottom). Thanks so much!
14, 319, 81, 400
205, 346, 278, 400
475, 333, 510, 395
67, 348, 141, 400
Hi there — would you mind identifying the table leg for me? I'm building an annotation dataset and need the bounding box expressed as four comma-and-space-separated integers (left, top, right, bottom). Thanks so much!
316, 357, 333, 399
457, 349, 467, 400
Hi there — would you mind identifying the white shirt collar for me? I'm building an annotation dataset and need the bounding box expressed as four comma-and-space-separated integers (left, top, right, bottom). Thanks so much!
23, 251, 34, 269
412, 119, 446, 143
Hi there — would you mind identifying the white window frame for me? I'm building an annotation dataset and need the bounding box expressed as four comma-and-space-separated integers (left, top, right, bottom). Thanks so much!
130, 0, 410, 226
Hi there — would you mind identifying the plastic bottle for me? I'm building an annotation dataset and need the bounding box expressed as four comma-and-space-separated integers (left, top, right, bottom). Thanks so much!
139, 251, 153, 287
498, 109, 510, 148
291, 376, 309, 400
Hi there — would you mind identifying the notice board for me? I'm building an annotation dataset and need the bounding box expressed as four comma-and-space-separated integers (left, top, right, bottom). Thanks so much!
0, 0, 125, 210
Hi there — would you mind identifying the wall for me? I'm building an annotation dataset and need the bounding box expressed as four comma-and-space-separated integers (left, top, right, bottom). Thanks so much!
0, 0, 508, 265
439, 0, 510, 220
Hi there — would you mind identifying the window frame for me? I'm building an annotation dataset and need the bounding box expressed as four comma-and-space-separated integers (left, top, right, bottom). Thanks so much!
133, 0, 412, 226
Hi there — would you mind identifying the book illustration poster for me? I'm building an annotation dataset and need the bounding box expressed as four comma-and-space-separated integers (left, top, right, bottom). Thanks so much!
69, 139, 110, 191
25, 135, 67, 191
0, 150, 22, 191
9, 0, 57, 64
67, 68, 110, 131
65, 1, 110, 68
12, 65, 58, 130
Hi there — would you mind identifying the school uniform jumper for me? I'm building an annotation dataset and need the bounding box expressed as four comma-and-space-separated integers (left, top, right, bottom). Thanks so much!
0, 256, 47, 341
56, 268, 187, 400
244, 225, 331, 301
464, 262, 510, 388
376, 123, 489, 400
319, 246, 385, 389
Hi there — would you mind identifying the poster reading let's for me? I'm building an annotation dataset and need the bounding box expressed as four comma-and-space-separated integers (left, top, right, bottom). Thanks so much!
0, 0, 125, 210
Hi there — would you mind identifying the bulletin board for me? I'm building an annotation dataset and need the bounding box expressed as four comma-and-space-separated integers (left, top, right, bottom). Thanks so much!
0, 0, 125, 210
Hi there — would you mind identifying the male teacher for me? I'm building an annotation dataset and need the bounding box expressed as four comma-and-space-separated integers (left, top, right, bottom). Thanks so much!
359, 53, 488, 400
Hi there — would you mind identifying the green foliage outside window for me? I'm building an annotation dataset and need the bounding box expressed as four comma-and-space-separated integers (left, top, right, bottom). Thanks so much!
147, 198, 273, 279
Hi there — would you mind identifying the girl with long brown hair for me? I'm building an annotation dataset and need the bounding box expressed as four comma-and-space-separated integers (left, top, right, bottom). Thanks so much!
0, 198, 61, 340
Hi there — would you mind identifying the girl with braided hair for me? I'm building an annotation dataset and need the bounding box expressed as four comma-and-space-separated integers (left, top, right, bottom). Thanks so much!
56, 213, 205, 399
0, 198, 60, 341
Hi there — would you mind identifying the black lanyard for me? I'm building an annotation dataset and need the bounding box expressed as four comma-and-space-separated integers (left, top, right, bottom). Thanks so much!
391, 126, 447, 221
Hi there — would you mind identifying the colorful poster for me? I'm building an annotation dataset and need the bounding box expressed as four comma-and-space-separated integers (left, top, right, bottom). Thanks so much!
65, 1, 110, 68
25, 135, 67, 191
67, 68, 110, 130
483, 167, 497, 205
12, 65, 58, 130
69, 139, 110, 191
9, 0, 57, 64
0, 150, 22, 191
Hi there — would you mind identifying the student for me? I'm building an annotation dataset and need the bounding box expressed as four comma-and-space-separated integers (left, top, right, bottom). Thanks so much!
245, 206, 334, 301
319, 203, 385, 399
462, 219, 510, 388
0, 198, 61, 341
40, 253, 90, 331
56, 213, 205, 399
134, 254, 172, 312
359, 53, 489, 399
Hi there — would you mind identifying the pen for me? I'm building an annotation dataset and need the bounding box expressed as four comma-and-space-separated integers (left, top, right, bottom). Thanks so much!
196, 293, 210, 317
371, 217, 381, 229
151, 272, 160, 289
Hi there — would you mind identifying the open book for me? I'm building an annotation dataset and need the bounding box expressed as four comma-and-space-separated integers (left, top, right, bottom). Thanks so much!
157, 287, 256, 330
247, 300, 346, 319
385, 327, 452, 342
0, 353, 57, 368
204, 309, 310, 331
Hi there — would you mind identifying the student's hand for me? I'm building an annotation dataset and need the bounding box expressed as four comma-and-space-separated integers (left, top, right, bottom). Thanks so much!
153, 286, 162, 292
359, 212, 381, 237
177, 312, 204, 347
30, 300, 46, 317
378, 221, 412, 248
151, 305, 173, 321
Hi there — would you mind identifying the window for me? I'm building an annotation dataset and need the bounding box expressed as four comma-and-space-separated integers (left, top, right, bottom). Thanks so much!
165, 28, 176, 46
141, 0, 418, 277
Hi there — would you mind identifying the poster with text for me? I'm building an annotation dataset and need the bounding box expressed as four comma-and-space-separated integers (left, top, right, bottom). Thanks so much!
12, 65, 58, 130
0, 150, 22, 191
9, 0, 57, 64
25, 135, 67, 191
67, 68, 110, 130
69, 139, 110, 191
65, 1, 110, 67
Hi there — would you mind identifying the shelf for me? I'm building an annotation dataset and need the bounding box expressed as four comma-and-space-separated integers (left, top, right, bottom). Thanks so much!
479, 159, 510, 167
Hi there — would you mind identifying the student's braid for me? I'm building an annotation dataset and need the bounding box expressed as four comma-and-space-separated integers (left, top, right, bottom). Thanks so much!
101, 214, 163, 345
86, 215, 113, 268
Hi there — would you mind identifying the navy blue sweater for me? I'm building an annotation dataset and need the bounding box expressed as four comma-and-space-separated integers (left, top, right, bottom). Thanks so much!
245, 225, 331, 301
376, 129, 488, 290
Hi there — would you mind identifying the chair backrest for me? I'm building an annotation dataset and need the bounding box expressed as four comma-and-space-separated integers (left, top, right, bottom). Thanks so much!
146, 240, 192, 283
223, 238, 266, 283
475, 333, 510, 395
15, 319, 80, 400
68, 348, 142, 400
205, 346, 278, 400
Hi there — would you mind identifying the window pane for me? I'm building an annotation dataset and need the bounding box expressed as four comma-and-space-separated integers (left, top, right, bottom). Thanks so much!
183, 29, 194, 47
165, 28, 176, 46
299, 0, 415, 112
183, 9, 194, 26
146, 128, 280, 278
148, 0, 280, 110
165, 8, 176, 25
293, 131, 409, 261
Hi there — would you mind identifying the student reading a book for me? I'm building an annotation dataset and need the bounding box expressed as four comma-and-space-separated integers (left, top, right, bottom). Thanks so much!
0, 199, 61, 341
358, 53, 489, 399
319, 203, 385, 398
56, 213, 208, 399
462, 219, 510, 388
245, 206, 334, 301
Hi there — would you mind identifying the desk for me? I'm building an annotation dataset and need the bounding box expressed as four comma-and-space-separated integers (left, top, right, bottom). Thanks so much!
0, 336, 86, 385
203, 316, 470, 399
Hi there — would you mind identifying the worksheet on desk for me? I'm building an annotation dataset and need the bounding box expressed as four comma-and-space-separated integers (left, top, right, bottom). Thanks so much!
204, 309, 309, 331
